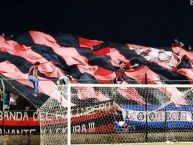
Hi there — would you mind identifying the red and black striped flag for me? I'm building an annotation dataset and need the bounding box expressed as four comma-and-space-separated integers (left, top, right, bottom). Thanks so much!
0, 31, 191, 108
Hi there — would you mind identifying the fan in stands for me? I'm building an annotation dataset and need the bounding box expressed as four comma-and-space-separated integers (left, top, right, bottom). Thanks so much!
113, 61, 139, 84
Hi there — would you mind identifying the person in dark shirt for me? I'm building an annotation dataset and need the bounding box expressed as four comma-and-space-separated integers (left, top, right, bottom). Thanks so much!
113, 61, 138, 84
28, 62, 40, 96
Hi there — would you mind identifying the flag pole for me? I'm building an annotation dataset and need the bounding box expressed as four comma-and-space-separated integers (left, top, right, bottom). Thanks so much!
0, 77, 5, 136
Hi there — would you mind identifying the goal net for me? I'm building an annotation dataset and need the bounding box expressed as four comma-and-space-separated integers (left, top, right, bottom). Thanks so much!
39, 84, 193, 145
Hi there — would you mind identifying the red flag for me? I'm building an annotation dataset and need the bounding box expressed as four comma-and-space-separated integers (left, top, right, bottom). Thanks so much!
79, 37, 102, 48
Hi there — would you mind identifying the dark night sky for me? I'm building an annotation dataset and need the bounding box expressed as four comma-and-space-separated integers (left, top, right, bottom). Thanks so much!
0, 0, 193, 47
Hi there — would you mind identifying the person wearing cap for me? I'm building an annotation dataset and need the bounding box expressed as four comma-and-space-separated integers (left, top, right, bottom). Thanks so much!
28, 62, 40, 96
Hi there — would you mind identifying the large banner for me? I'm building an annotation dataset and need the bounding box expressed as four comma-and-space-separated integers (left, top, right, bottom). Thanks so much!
1, 104, 193, 134
121, 105, 193, 130
0, 111, 39, 135
40, 100, 116, 134
0, 101, 117, 135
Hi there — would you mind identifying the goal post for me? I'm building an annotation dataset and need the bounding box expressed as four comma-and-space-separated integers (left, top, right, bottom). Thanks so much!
39, 84, 193, 145
67, 84, 71, 145
39, 84, 70, 145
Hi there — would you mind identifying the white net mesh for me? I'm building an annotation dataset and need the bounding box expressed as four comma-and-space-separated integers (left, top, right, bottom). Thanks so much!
39, 84, 193, 145
39, 85, 68, 145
